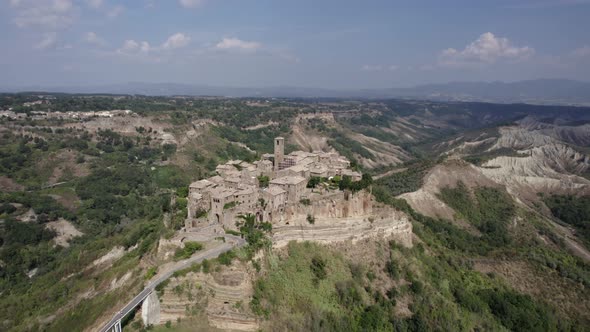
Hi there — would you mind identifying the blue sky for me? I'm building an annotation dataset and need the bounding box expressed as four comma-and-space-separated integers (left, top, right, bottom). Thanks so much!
1, 0, 589, 89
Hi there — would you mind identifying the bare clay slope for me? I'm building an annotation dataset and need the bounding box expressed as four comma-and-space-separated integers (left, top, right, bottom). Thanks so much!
481, 126, 590, 199
401, 122, 590, 262
399, 160, 497, 233
404, 123, 590, 217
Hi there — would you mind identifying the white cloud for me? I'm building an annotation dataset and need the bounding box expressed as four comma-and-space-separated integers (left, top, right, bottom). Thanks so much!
11, 0, 76, 29
84, 31, 106, 46
118, 39, 150, 53
179, 0, 205, 8
162, 33, 191, 50
86, 0, 103, 9
215, 37, 261, 51
51, 0, 72, 12
439, 32, 535, 67
571, 46, 590, 58
107, 5, 124, 18
116, 33, 191, 57
35, 32, 57, 49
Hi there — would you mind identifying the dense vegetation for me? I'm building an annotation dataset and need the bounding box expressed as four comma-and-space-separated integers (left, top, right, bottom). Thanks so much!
251, 241, 571, 331
544, 194, 590, 247
373, 159, 435, 196
327, 129, 374, 163
173, 241, 203, 261
438, 182, 515, 247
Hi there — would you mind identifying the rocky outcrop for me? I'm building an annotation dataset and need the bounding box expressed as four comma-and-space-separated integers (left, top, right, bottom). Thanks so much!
45, 218, 83, 248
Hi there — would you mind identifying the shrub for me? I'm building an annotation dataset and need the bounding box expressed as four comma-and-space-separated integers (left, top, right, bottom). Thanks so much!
478, 289, 558, 331
223, 201, 237, 210
310, 256, 327, 284
173, 241, 203, 260
145, 267, 157, 280
335, 280, 363, 309
175, 197, 187, 210
410, 280, 423, 294
194, 208, 207, 219
385, 260, 400, 280
307, 176, 321, 188
176, 186, 189, 198
257, 175, 269, 188
0, 203, 16, 215
202, 259, 211, 273
218, 250, 236, 266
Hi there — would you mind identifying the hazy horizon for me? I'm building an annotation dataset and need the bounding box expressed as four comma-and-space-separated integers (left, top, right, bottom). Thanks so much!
3, 78, 590, 92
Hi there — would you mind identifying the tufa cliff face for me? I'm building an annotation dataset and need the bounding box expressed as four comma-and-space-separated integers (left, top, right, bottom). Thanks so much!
271, 214, 412, 249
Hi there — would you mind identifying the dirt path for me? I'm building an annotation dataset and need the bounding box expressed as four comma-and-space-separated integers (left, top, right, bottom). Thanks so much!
374, 167, 407, 180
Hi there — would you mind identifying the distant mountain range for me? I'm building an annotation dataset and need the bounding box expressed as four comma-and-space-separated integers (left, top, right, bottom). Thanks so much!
2, 79, 590, 105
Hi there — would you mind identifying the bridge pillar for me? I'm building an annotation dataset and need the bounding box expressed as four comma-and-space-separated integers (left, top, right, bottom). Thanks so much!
107, 319, 122, 332
141, 291, 161, 326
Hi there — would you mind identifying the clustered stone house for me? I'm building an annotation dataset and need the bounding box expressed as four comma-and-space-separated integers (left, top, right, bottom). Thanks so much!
186, 137, 363, 229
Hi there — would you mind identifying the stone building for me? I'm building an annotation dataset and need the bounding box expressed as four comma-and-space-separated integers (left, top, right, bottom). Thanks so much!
269, 176, 307, 203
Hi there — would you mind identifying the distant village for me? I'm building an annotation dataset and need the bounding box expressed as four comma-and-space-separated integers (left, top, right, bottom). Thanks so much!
0, 99, 133, 120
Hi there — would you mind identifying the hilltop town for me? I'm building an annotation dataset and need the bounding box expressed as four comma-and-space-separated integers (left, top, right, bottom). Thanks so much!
186, 137, 367, 231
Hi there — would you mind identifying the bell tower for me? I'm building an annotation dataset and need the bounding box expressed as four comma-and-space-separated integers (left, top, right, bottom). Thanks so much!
274, 137, 284, 171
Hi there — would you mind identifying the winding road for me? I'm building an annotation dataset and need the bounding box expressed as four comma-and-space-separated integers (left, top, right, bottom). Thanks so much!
98, 235, 246, 332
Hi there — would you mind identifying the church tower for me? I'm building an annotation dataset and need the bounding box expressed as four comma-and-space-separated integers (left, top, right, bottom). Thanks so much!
274, 137, 284, 171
